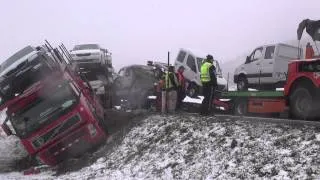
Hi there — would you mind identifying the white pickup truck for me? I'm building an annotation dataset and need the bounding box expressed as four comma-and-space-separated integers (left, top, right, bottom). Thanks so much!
234, 43, 303, 90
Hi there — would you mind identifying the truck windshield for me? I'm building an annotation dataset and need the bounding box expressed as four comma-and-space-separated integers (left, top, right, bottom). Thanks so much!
10, 80, 78, 138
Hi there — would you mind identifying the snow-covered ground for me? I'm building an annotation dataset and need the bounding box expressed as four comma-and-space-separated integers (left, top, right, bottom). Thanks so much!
1, 113, 320, 179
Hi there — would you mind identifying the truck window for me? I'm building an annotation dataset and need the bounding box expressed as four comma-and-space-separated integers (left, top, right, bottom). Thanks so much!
177, 51, 186, 63
277, 45, 301, 60
265, 46, 275, 59
186, 55, 197, 72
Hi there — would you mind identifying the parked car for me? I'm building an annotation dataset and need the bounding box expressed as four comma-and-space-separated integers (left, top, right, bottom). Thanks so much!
233, 43, 303, 90
113, 65, 159, 109
174, 48, 228, 97
70, 44, 112, 70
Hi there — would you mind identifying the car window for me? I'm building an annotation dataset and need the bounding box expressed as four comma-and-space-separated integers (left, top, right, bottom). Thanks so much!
277, 45, 302, 59
251, 47, 263, 62
177, 51, 186, 62
265, 46, 275, 59
186, 55, 197, 72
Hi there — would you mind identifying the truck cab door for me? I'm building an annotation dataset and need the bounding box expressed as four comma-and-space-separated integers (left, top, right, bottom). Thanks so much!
245, 47, 264, 84
259, 45, 275, 83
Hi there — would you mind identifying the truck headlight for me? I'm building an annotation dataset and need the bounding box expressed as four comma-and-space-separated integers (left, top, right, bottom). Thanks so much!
87, 124, 97, 137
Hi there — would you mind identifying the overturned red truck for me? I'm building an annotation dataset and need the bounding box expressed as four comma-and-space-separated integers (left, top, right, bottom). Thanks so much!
0, 42, 112, 166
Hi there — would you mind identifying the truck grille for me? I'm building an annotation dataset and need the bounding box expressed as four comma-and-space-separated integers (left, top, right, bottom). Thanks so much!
32, 114, 81, 148
48, 128, 85, 155
76, 53, 91, 57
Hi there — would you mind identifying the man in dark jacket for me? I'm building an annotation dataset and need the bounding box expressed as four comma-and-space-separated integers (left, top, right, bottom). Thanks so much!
200, 55, 217, 115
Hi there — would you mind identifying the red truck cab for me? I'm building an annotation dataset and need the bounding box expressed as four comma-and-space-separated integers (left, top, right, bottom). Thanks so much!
1, 70, 108, 166
284, 58, 320, 119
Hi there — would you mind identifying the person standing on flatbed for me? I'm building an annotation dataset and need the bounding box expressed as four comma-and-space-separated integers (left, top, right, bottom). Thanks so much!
200, 54, 217, 116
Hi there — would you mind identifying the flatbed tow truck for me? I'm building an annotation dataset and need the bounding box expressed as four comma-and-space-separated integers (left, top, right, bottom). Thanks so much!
214, 19, 320, 120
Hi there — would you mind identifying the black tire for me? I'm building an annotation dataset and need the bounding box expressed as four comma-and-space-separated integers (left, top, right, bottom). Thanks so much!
233, 98, 248, 116
237, 76, 248, 91
187, 83, 199, 98
289, 87, 313, 120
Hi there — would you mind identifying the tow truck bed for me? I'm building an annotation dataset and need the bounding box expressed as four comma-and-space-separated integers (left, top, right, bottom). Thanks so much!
216, 90, 286, 115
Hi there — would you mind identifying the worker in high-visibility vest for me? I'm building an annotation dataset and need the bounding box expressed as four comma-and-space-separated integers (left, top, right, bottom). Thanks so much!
162, 66, 179, 113
200, 54, 217, 115
156, 75, 165, 111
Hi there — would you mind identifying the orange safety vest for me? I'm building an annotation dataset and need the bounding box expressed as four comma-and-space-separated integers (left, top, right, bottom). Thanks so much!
305, 45, 315, 59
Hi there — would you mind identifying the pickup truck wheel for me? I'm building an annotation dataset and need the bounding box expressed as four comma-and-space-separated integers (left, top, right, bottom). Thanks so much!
187, 83, 198, 98
237, 77, 248, 91
234, 98, 248, 116
290, 87, 313, 120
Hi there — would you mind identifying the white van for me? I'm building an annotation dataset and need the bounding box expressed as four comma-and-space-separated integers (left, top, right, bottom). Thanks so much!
234, 43, 303, 90
174, 48, 227, 97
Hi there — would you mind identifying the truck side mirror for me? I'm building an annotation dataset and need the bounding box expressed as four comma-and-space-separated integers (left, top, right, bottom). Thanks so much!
1, 123, 13, 136
245, 56, 250, 64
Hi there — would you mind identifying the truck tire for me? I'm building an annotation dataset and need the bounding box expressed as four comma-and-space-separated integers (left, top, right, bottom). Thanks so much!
237, 76, 248, 91
187, 82, 199, 98
289, 87, 313, 120
233, 98, 248, 116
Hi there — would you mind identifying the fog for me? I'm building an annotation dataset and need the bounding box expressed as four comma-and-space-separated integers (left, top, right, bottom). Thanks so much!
0, 0, 319, 71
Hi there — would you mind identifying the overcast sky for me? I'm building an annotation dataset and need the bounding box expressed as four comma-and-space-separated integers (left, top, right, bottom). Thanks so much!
0, 0, 319, 70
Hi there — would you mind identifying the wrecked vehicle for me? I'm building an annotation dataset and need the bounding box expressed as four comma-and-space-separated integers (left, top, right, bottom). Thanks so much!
70, 44, 112, 71
174, 48, 228, 97
0, 46, 60, 105
114, 64, 160, 109
0, 42, 113, 166
1, 70, 108, 166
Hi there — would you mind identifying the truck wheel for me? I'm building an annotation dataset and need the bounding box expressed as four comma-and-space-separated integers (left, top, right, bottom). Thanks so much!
290, 87, 313, 120
234, 98, 248, 116
237, 77, 248, 91
187, 83, 198, 98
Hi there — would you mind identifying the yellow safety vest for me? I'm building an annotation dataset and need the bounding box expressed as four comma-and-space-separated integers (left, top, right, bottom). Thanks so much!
200, 62, 213, 83
165, 72, 178, 89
